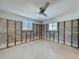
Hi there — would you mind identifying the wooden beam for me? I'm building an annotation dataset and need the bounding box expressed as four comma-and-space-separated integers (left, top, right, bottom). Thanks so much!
26, 31, 27, 42
41, 24, 43, 39
30, 31, 31, 42
63, 21, 65, 44
15, 21, 16, 45
53, 31, 55, 41
71, 20, 73, 46
33, 24, 34, 41
7, 19, 9, 48
21, 22, 22, 43
58, 22, 59, 43
46, 24, 48, 39
78, 19, 79, 48
36, 24, 37, 40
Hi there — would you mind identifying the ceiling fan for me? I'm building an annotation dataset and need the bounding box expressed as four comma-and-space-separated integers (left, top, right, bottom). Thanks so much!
37, 2, 50, 17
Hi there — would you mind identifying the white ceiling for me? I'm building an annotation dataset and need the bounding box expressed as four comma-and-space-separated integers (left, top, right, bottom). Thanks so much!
0, 0, 79, 22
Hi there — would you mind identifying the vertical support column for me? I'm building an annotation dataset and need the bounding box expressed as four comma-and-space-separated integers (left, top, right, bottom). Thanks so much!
78, 19, 79, 48
49, 31, 50, 41
39, 24, 40, 39
46, 24, 48, 39
43, 24, 44, 39
42, 24, 45, 39
21, 22, 22, 43
30, 31, 31, 42
41, 24, 43, 39
26, 31, 27, 42
7, 19, 9, 48
53, 31, 55, 41
41, 24, 42, 39
39, 24, 41, 39
63, 21, 65, 44
33, 24, 34, 41
71, 20, 73, 46
15, 21, 16, 45
36, 24, 37, 40
58, 22, 59, 43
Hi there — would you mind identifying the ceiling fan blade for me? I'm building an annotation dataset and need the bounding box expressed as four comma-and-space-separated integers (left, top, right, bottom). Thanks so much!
43, 2, 50, 10
42, 13, 48, 17
36, 2, 49, 17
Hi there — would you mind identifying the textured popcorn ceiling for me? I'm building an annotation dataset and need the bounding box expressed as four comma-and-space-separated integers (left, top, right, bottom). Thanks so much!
0, 0, 79, 22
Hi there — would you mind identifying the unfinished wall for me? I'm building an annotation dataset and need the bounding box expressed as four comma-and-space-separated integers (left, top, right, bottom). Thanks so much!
0, 18, 79, 49
59, 22, 64, 44
0, 18, 22, 49
22, 24, 42, 43
0, 19, 42, 49
43, 19, 79, 48
0, 18, 7, 49
16, 21, 22, 44
8, 20, 15, 46
72, 20, 78, 47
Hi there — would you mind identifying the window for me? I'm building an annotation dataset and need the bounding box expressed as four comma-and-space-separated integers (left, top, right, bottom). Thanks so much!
48, 22, 58, 31
22, 20, 32, 30
49, 24, 53, 30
